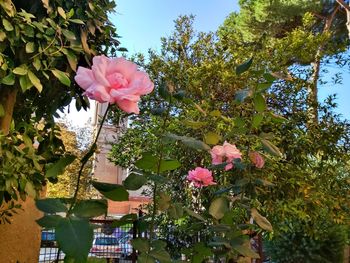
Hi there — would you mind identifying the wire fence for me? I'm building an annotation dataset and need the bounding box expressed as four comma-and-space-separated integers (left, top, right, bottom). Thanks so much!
38, 219, 137, 263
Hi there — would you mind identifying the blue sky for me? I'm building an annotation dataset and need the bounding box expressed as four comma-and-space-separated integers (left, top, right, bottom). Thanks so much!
110, 0, 239, 54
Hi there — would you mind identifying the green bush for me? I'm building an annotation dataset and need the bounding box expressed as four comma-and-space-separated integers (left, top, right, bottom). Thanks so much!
265, 220, 348, 263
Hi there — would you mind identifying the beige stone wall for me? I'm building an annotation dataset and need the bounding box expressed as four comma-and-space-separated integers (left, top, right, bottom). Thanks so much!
0, 197, 43, 263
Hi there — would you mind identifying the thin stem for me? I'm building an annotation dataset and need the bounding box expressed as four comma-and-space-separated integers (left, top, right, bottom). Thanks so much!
69, 103, 111, 212
149, 98, 172, 242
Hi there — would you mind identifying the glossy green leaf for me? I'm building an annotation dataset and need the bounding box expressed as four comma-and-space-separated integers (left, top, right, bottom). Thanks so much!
123, 173, 147, 190
36, 198, 67, 213
236, 57, 253, 75
62, 29, 76, 40
19, 75, 33, 91
28, 70, 43, 92
131, 238, 150, 252
252, 113, 264, 128
1, 73, 14, 85
72, 199, 107, 218
51, 69, 71, 87
261, 139, 283, 157
46, 155, 76, 178
56, 217, 93, 262
2, 18, 13, 31
25, 42, 35, 53
253, 94, 266, 112
68, 19, 85, 24
135, 153, 181, 173
209, 197, 229, 220
36, 215, 63, 228
91, 181, 129, 201
251, 208, 273, 232
13, 66, 28, 75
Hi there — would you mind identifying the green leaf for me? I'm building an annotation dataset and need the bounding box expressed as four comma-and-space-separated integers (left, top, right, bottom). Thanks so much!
253, 94, 266, 112
91, 181, 129, 201
158, 192, 171, 211
51, 69, 71, 87
165, 133, 210, 151
72, 199, 107, 218
254, 178, 275, 187
13, 66, 27, 75
46, 155, 76, 178
117, 47, 128, 52
25, 42, 35, 53
204, 132, 221, 145
56, 217, 93, 262
123, 173, 147, 190
1, 73, 15, 85
209, 197, 229, 220
36, 215, 63, 228
65, 50, 77, 71
149, 250, 171, 263
57, 7, 66, 19
131, 238, 150, 252
252, 113, 264, 128
233, 243, 260, 258
251, 208, 273, 232
138, 254, 156, 263
236, 57, 253, 75
152, 240, 167, 250
61, 29, 76, 40
261, 139, 283, 157
184, 207, 206, 221
135, 153, 181, 173
36, 198, 67, 213
32, 57, 41, 71
28, 70, 43, 92
168, 203, 184, 219
159, 159, 181, 172
135, 153, 157, 171
0, 30, 6, 41
2, 18, 13, 31
19, 75, 33, 91
68, 19, 85, 25
269, 112, 287, 123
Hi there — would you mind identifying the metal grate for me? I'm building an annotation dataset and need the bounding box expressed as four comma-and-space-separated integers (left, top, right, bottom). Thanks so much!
38, 220, 136, 263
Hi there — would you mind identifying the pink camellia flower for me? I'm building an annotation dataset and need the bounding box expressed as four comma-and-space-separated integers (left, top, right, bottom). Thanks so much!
75, 55, 154, 114
210, 141, 242, 171
187, 167, 216, 187
249, 151, 265, 169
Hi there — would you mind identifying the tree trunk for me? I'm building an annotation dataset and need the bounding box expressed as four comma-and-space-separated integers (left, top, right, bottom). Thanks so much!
0, 87, 17, 134
309, 5, 339, 125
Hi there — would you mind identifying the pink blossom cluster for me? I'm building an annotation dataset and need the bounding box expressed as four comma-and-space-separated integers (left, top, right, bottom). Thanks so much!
187, 142, 265, 188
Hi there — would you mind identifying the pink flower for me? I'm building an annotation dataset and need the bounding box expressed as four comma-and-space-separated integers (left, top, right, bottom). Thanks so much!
187, 167, 216, 187
210, 141, 242, 171
210, 145, 225, 165
75, 55, 154, 114
249, 151, 265, 169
